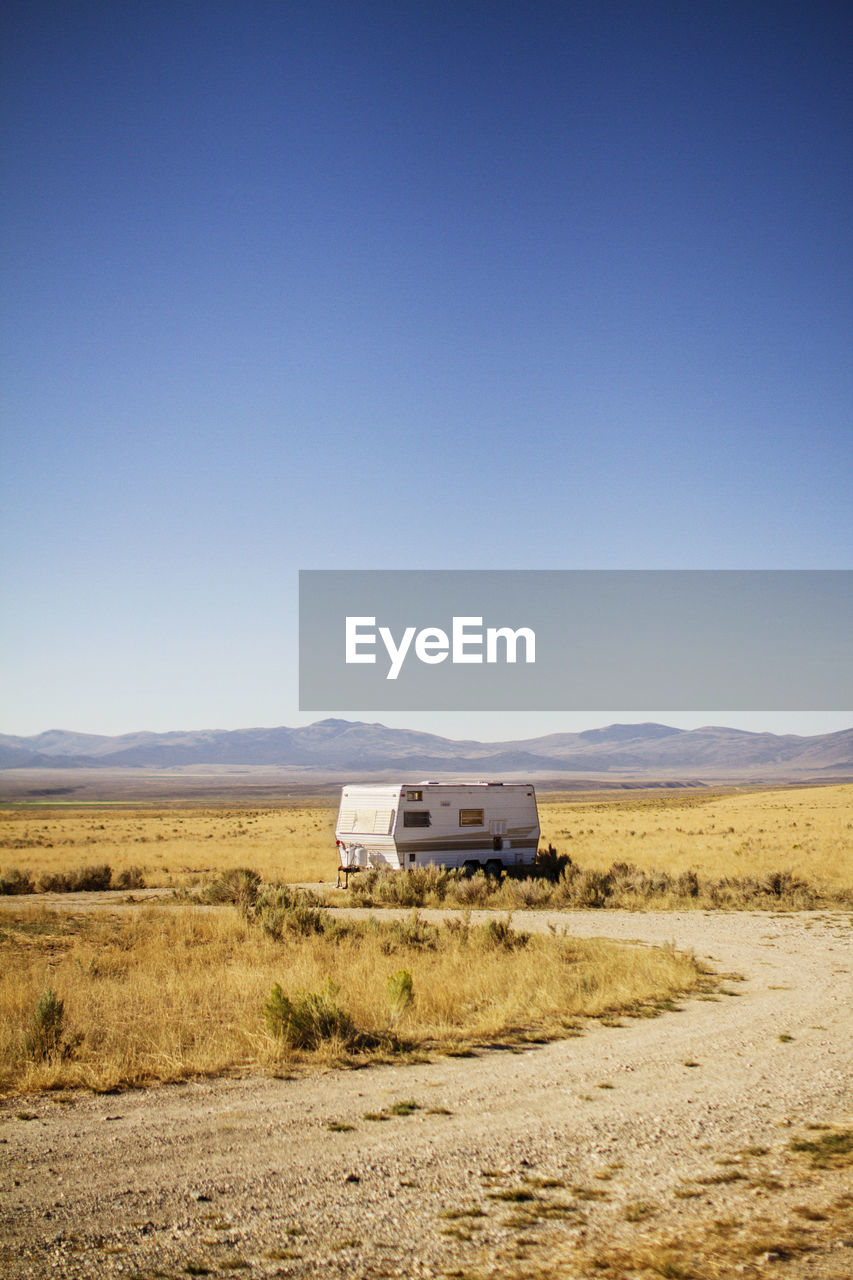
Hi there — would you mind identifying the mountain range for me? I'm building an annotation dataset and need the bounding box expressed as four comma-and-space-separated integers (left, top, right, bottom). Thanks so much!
1, 720, 851, 781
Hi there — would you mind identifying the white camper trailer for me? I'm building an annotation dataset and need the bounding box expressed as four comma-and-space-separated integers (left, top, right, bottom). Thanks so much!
335, 782, 540, 877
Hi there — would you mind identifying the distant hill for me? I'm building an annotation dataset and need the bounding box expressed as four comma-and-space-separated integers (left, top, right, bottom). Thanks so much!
0, 719, 851, 781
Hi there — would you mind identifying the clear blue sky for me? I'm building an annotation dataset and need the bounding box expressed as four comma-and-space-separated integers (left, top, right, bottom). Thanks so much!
2, 1, 851, 740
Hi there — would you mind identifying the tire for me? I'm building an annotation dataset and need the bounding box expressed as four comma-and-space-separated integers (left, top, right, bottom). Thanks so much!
462, 859, 481, 877
484, 859, 504, 878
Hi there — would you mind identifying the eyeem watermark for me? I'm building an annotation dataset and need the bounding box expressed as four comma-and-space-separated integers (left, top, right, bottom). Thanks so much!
346, 616, 536, 680
299, 570, 852, 710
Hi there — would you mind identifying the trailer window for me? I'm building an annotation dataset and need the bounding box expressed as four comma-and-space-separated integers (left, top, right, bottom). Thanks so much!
403, 811, 430, 827
459, 808, 484, 827
339, 808, 394, 835
406, 789, 423, 802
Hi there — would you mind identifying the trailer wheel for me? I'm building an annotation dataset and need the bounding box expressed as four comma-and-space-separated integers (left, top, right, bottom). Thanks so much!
462, 859, 481, 877
484, 858, 504, 879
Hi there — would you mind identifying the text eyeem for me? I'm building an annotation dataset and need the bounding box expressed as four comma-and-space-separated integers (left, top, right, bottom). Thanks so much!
345, 616, 536, 681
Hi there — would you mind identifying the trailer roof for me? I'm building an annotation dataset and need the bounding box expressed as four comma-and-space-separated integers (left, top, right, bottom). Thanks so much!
340, 780, 535, 789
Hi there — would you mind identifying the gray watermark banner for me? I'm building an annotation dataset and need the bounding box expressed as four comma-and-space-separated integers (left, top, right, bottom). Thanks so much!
299, 570, 852, 711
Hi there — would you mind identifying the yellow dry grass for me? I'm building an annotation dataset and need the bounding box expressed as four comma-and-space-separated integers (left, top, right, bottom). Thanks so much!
0, 783, 850, 892
0, 903, 705, 1095
0, 806, 336, 887
539, 783, 853, 892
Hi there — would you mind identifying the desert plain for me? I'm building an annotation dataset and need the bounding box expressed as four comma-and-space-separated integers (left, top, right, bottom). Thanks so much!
0, 782, 851, 1279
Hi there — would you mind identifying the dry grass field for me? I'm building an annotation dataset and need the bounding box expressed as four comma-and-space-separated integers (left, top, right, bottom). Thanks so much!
539, 783, 853, 892
1, 782, 850, 893
0, 805, 336, 887
0, 902, 706, 1094
2, 782, 845, 1096
1, 785, 848, 1278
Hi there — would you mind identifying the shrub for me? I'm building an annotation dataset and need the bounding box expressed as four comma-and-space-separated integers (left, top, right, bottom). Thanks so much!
534, 843, 572, 882
115, 865, 146, 890
762, 869, 808, 898
74, 863, 113, 892
386, 969, 414, 1022
476, 915, 528, 951
263, 980, 355, 1049
400, 865, 454, 904
570, 868, 613, 908
440, 913, 472, 945
332, 853, 834, 913
0, 868, 34, 895
449, 872, 493, 908
676, 869, 700, 898
348, 866, 455, 908
36, 865, 112, 893
35, 871, 64, 893
202, 867, 261, 908
376, 910, 441, 953
502, 876, 552, 908
25, 987, 67, 1060
347, 868, 380, 905
248, 886, 327, 938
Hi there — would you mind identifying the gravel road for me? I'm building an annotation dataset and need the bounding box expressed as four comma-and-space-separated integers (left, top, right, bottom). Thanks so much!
2, 908, 851, 1279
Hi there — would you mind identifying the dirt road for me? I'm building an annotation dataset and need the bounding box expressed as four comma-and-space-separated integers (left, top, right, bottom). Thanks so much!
2, 908, 851, 1279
